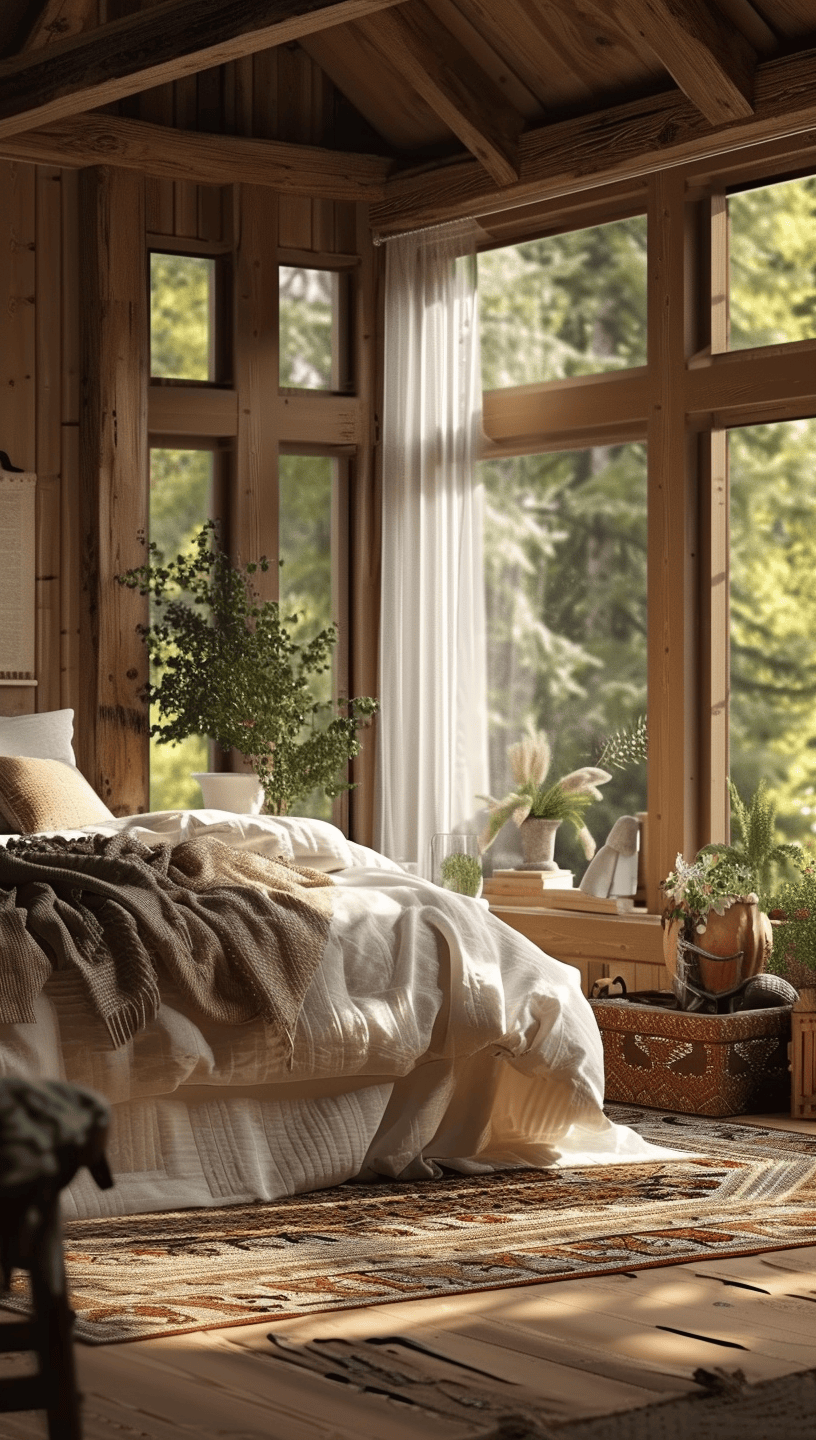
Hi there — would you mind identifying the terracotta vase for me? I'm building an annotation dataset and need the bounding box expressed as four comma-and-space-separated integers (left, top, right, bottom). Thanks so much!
519, 817, 560, 871
663, 901, 773, 995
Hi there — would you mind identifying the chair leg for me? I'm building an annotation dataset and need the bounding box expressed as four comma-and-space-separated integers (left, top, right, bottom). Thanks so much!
28, 1200, 82, 1440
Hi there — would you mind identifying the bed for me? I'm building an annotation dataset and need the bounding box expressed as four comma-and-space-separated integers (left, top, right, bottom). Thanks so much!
0, 713, 665, 1221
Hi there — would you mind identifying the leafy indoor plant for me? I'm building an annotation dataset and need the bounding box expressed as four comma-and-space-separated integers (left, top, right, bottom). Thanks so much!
661, 848, 769, 999
439, 851, 483, 897
478, 728, 610, 860
699, 778, 802, 898
117, 521, 378, 815
766, 843, 816, 989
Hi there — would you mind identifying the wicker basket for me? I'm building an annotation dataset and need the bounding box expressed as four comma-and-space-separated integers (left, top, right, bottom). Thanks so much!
591, 997, 792, 1117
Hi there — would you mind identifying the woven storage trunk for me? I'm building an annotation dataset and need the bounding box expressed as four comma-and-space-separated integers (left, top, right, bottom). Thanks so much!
590, 998, 792, 1117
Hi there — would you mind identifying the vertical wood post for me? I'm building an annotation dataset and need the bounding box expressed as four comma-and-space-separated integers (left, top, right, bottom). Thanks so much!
646, 170, 700, 909
348, 201, 381, 846
233, 183, 279, 583
79, 166, 149, 814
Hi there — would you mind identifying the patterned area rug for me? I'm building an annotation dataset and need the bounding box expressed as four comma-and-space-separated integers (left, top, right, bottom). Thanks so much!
12, 1107, 816, 1345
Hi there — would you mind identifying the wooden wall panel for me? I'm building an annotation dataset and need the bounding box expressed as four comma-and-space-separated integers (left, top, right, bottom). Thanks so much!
79, 166, 149, 813
0, 162, 36, 473
646, 171, 700, 910
35, 474, 61, 712
233, 184, 279, 584
0, 162, 36, 717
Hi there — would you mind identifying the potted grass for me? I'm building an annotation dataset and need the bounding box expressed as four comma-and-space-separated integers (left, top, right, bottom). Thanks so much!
478, 728, 610, 868
117, 521, 378, 815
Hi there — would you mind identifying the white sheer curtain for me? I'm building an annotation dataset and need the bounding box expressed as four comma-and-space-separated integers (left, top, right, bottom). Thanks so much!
375, 219, 489, 873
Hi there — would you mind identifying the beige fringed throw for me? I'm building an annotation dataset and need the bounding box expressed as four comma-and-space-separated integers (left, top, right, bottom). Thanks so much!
0, 832, 334, 1055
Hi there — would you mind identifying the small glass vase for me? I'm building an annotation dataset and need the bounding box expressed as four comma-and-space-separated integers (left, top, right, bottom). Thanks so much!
430, 833, 483, 898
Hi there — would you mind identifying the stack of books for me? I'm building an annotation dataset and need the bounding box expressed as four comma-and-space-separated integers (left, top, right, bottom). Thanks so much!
483, 868, 636, 914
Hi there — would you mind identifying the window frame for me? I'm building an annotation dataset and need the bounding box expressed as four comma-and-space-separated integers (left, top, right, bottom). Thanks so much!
477, 149, 816, 912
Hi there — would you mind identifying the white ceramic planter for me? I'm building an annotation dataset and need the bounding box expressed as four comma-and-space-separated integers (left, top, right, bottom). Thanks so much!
191, 772, 264, 814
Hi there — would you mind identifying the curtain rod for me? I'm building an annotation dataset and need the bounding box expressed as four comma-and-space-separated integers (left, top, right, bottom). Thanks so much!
372, 216, 483, 246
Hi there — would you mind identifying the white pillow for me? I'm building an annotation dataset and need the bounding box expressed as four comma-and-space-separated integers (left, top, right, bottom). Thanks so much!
115, 809, 296, 862
255, 815, 355, 871
0, 709, 76, 766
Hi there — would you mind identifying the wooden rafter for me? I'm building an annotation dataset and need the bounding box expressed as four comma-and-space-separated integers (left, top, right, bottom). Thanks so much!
0, 113, 391, 199
21, 0, 96, 50
0, 0, 406, 140
369, 44, 816, 234
607, 0, 756, 125
360, 0, 523, 184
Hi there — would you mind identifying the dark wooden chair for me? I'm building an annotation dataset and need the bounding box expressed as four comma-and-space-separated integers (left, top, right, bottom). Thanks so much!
0, 1078, 112, 1440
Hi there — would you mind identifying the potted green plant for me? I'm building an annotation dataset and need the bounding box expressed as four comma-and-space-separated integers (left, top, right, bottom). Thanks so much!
478, 728, 610, 867
699, 778, 802, 897
661, 849, 770, 997
117, 521, 378, 815
766, 844, 816, 989
439, 851, 483, 898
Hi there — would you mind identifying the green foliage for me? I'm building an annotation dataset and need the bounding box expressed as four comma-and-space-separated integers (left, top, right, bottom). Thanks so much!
479, 217, 647, 389
480, 779, 593, 850
766, 843, 816, 979
662, 850, 756, 934
117, 521, 377, 816
439, 852, 482, 897
279, 266, 335, 389
597, 716, 648, 772
479, 441, 648, 871
150, 254, 213, 380
729, 177, 816, 350
700, 779, 802, 899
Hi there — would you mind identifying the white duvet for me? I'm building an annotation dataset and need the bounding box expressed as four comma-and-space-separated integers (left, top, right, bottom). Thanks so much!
0, 811, 670, 1217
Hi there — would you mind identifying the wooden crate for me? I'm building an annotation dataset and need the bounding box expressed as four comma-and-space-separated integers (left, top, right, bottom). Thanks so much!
591, 998, 792, 1117
791, 988, 816, 1119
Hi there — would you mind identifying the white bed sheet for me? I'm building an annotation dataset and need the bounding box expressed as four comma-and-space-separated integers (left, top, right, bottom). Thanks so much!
0, 812, 673, 1217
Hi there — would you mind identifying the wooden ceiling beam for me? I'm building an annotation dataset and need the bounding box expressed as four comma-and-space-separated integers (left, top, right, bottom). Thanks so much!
0, 113, 391, 199
359, 0, 523, 184
370, 45, 816, 234
611, 0, 756, 125
0, 0, 406, 140
21, 0, 96, 49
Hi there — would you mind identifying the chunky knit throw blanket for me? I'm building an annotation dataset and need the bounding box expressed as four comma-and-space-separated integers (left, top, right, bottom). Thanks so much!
0, 832, 334, 1054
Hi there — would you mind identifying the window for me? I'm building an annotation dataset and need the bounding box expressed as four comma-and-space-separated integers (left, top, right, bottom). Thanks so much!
279, 266, 352, 392
478, 216, 648, 390
729, 418, 816, 840
729, 175, 816, 351
150, 253, 216, 381
148, 447, 214, 810
279, 452, 348, 820
481, 443, 647, 876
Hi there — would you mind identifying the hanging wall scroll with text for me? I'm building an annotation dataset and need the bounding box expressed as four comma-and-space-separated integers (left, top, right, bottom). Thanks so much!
0, 464, 36, 685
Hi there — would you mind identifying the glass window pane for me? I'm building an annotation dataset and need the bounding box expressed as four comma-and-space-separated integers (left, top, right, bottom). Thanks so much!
481, 443, 648, 877
278, 453, 336, 818
730, 419, 816, 844
148, 448, 214, 809
729, 176, 816, 351
279, 267, 341, 390
150, 253, 215, 381
479, 217, 648, 390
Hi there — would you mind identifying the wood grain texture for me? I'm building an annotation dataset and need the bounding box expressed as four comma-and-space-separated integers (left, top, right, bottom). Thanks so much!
699, 428, 730, 847
0, 0, 407, 139
35, 472, 60, 711
348, 201, 380, 847
233, 184, 279, 590
148, 385, 238, 436
370, 45, 816, 232
360, 1, 523, 183
611, 0, 756, 124
78, 166, 149, 812
0, 162, 36, 474
646, 170, 699, 908
20, 0, 97, 50
482, 368, 649, 455
0, 113, 391, 199
35, 166, 62, 479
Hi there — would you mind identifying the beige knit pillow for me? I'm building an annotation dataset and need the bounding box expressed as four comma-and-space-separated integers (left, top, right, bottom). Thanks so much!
0, 757, 115, 834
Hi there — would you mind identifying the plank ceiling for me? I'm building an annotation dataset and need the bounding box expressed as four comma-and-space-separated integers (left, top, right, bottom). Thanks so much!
0, 0, 815, 234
